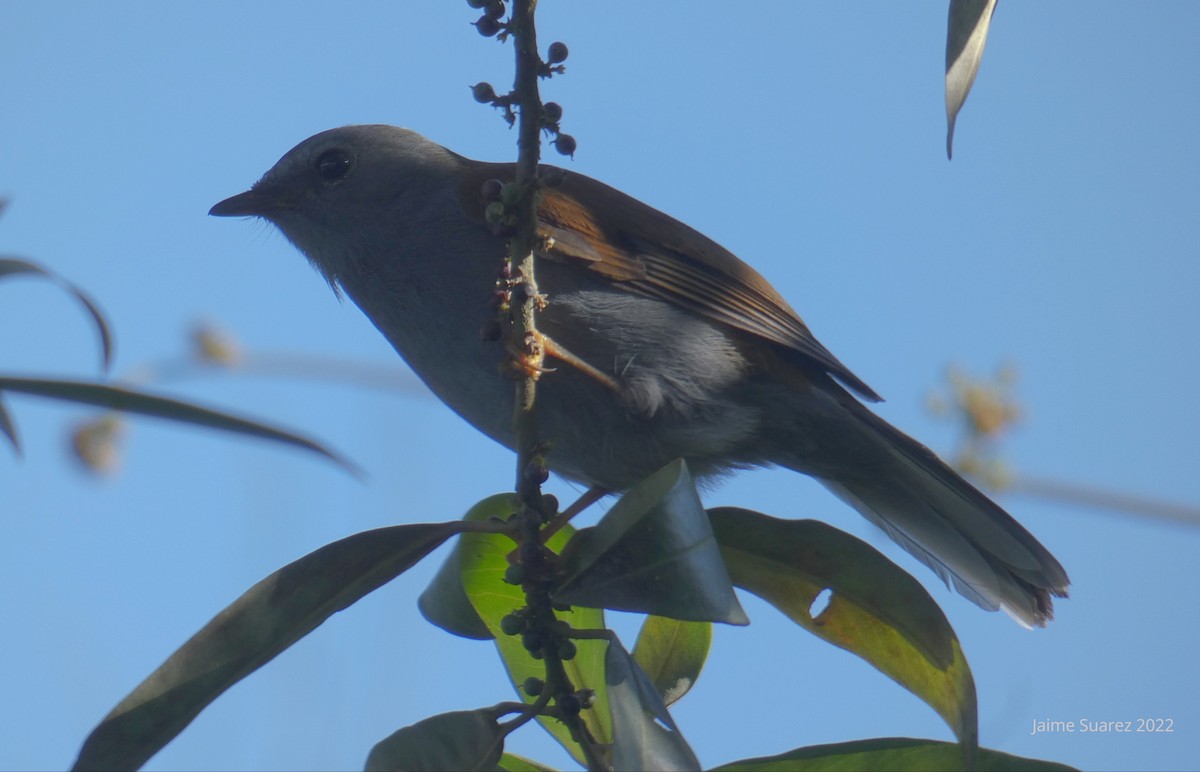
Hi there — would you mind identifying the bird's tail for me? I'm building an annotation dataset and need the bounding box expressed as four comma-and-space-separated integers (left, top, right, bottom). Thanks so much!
778, 390, 1069, 627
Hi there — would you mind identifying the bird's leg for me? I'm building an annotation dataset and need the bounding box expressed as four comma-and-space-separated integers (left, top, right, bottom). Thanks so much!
540, 333, 622, 393
542, 485, 608, 541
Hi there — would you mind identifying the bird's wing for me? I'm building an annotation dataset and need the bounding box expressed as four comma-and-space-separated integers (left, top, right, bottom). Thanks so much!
457, 161, 881, 402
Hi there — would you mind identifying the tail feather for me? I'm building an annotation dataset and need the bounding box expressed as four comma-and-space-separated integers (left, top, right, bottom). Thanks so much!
781, 393, 1069, 627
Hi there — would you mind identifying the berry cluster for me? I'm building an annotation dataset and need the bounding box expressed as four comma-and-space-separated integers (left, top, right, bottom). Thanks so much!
467, 0, 575, 156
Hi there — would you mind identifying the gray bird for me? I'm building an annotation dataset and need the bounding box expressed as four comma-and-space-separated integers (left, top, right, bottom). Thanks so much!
210, 125, 1069, 627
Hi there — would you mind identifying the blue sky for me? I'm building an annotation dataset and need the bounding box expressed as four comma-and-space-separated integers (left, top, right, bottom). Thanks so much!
2, 3, 1198, 770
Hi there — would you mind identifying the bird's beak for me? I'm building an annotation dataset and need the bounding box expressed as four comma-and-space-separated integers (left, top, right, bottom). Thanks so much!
209, 188, 277, 217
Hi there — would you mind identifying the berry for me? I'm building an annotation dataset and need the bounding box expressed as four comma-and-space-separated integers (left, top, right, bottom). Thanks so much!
500, 181, 523, 205
471, 82, 497, 104
557, 639, 577, 660
483, 0, 505, 20
523, 677, 544, 696
474, 15, 501, 37
484, 201, 507, 224
557, 692, 582, 716
499, 613, 525, 636
553, 134, 576, 157
543, 102, 563, 123
481, 178, 504, 201
504, 563, 525, 585
547, 42, 569, 64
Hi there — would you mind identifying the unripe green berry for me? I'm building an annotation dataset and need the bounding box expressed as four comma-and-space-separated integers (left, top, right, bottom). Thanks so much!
484, 201, 507, 224
500, 182, 522, 206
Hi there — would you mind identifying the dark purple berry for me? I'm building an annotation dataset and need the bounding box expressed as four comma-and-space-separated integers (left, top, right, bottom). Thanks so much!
543, 102, 563, 123
523, 677, 544, 696
525, 460, 549, 485
474, 15, 501, 37
499, 613, 525, 636
471, 82, 497, 104
547, 41, 569, 64
481, 178, 504, 201
557, 692, 582, 716
483, 0, 505, 20
553, 134, 576, 157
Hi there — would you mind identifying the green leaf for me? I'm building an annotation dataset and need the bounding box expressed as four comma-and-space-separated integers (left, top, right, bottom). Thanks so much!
72, 522, 463, 771
632, 616, 711, 707
0, 257, 114, 370
418, 495, 517, 640
0, 377, 355, 473
555, 460, 748, 625
710, 508, 978, 753
460, 522, 611, 766
945, 0, 999, 158
365, 709, 505, 772
495, 752, 558, 771
605, 636, 700, 771
712, 737, 1077, 771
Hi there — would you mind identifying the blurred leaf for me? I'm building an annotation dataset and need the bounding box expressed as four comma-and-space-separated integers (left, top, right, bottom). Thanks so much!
72, 522, 464, 771
460, 522, 612, 766
0, 394, 19, 454
605, 637, 701, 772
496, 752, 558, 771
418, 495, 516, 640
710, 508, 978, 752
712, 737, 1077, 771
0, 257, 114, 370
365, 709, 505, 772
0, 376, 355, 473
632, 616, 711, 707
945, 0, 999, 158
556, 460, 747, 625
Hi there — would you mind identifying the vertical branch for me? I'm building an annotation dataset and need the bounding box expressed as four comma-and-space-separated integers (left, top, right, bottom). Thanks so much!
508, 0, 545, 512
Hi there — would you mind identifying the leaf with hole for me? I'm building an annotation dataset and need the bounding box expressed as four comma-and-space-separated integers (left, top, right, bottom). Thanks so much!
632, 615, 711, 707
710, 507, 978, 754
555, 459, 747, 625
605, 636, 700, 772
72, 522, 463, 771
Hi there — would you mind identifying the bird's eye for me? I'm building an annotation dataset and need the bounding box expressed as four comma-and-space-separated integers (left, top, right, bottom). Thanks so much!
315, 148, 353, 182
